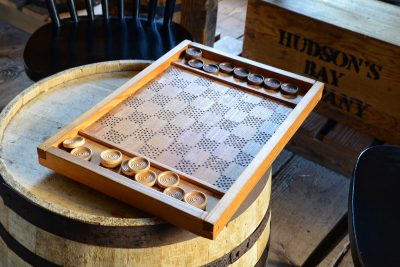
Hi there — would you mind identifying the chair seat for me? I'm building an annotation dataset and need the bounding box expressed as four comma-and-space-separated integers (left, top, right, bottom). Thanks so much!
24, 17, 192, 80
350, 145, 400, 267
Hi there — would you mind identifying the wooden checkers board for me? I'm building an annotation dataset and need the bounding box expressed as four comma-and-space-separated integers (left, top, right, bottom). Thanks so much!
38, 41, 324, 239
83, 66, 291, 191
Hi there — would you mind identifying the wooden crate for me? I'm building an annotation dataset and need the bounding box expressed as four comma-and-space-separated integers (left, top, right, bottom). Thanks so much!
286, 113, 375, 177
243, 0, 400, 144
37, 40, 323, 239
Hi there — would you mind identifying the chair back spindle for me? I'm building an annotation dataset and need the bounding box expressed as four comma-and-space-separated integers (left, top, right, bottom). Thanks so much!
46, 0, 61, 27
147, 0, 157, 23
25, 0, 192, 81
66, 0, 79, 23
85, 0, 95, 20
118, 0, 124, 19
163, 0, 175, 26
101, 0, 109, 19
132, 0, 140, 25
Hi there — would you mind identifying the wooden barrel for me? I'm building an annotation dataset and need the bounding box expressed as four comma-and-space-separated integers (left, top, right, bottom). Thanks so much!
0, 60, 271, 267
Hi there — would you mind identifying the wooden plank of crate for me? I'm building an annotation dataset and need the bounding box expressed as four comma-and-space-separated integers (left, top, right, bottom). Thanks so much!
286, 113, 344, 173
324, 123, 374, 156
288, 136, 352, 178
319, 236, 352, 267
315, 103, 400, 144
181, 0, 218, 46
296, 112, 329, 137
269, 155, 349, 266
336, 246, 354, 267
243, 0, 400, 144
287, 112, 374, 177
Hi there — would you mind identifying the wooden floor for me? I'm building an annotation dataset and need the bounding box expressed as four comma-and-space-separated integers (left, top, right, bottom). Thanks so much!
0, 20, 31, 110
0, 2, 355, 265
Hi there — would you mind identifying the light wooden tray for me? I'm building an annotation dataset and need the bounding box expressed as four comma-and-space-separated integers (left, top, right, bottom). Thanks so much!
37, 40, 323, 239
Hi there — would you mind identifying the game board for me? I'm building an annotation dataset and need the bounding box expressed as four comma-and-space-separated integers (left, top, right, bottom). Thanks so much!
38, 40, 324, 239
82, 66, 292, 192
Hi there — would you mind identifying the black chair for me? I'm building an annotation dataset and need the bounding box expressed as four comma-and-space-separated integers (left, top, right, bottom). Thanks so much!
23, 0, 192, 81
349, 145, 400, 266
303, 145, 400, 267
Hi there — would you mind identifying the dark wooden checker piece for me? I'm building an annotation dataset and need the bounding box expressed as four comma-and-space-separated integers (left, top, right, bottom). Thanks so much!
264, 78, 281, 92
233, 67, 250, 80
219, 62, 235, 74
280, 83, 299, 98
247, 73, 264, 86
188, 59, 204, 69
185, 47, 202, 59
203, 63, 219, 74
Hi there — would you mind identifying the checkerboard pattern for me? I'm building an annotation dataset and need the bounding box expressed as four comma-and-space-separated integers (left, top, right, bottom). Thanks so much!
85, 66, 292, 191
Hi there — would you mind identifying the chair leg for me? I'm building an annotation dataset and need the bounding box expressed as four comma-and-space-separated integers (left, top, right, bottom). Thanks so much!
302, 212, 348, 267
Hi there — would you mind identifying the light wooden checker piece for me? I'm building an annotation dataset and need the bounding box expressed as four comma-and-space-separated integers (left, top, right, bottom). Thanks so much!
63, 136, 85, 149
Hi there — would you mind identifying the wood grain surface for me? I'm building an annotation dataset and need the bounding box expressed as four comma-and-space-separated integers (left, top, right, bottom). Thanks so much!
83, 65, 293, 191
0, 5, 45, 33
286, 112, 374, 177
269, 155, 350, 266
0, 21, 32, 111
181, 0, 218, 46
253, 0, 400, 45
243, 0, 400, 143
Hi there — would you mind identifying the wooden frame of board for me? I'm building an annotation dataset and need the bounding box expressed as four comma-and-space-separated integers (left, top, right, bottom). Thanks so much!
37, 40, 323, 239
